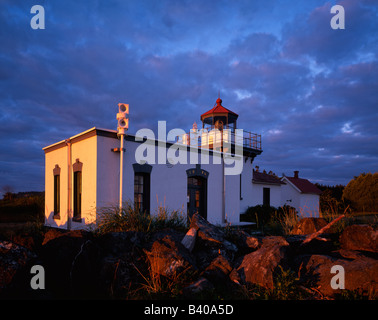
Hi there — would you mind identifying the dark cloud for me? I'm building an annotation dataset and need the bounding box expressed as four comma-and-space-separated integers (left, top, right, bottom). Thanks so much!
0, 0, 377, 195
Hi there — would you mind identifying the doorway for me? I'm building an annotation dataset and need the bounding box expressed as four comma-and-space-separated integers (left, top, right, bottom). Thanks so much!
187, 176, 207, 220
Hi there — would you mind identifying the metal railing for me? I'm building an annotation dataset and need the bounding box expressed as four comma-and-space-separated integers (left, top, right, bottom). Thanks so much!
176, 128, 262, 151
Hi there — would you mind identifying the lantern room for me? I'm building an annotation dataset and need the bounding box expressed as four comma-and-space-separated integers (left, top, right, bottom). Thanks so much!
200, 98, 238, 132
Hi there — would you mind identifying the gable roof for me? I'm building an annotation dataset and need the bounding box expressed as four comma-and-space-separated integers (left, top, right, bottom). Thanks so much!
253, 170, 285, 185
283, 176, 322, 195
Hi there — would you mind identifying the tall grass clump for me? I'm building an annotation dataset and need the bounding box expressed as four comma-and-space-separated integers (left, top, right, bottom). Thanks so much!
96, 200, 188, 235
241, 205, 299, 235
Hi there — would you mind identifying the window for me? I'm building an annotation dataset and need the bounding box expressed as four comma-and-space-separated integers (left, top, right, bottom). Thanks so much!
73, 171, 82, 221
263, 187, 270, 207
134, 173, 150, 214
72, 159, 83, 222
132, 163, 152, 214
53, 165, 60, 219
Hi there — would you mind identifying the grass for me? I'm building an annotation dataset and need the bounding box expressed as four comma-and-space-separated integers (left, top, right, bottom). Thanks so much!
240, 205, 299, 236
95, 200, 188, 235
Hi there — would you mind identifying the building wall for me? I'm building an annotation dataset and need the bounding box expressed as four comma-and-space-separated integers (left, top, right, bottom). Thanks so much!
240, 161, 253, 213
44, 134, 98, 229
299, 193, 320, 217
45, 130, 249, 229
96, 135, 123, 208
251, 183, 282, 208
95, 135, 241, 226
280, 182, 300, 211
280, 179, 320, 217
239, 162, 282, 212
45, 144, 68, 229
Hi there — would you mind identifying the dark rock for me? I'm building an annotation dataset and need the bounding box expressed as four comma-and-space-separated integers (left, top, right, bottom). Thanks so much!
97, 231, 145, 256
11, 234, 36, 251
42, 228, 65, 245
340, 224, 378, 253
0, 240, 36, 294
237, 236, 290, 289
226, 229, 260, 253
181, 227, 197, 252
292, 218, 328, 235
145, 234, 196, 278
298, 252, 378, 298
201, 254, 233, 284
182, 277, 214, 297
190, 214, 237, 269
39, 229, 94, 297
286, 233, 339, 256
95, 232, 147, 299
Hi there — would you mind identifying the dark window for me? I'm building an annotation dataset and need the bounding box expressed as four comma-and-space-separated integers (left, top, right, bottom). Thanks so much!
134, 172, 150, 214
73, 171, 82, 221
263, 187, 270, 207
53, 174, 60, 218
187, 176, 207, 220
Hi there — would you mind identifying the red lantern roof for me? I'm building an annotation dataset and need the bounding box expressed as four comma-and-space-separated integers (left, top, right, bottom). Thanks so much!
200, 98, 238, 122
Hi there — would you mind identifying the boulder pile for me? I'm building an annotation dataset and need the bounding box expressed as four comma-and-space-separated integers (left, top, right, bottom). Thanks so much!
0, 214, 377, 299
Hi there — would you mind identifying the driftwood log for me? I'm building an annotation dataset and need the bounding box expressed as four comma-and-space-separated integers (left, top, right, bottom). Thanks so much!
301, 214, 345, 246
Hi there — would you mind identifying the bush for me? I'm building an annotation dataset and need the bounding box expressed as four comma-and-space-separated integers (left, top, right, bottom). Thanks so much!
342, 172, 378, 212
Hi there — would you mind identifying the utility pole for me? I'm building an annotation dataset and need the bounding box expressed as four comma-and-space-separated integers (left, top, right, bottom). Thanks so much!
117, 103, 129, 213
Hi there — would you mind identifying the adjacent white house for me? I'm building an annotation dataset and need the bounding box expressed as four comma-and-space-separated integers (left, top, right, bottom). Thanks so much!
241, 168, 321, 217
281, 171, 322, 217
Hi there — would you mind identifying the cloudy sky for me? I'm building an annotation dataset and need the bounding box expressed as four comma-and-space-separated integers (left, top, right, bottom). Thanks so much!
1, 0, 377, 195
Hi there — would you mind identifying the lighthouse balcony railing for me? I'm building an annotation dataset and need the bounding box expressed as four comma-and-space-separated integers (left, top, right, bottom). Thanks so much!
175, 128, 262, 151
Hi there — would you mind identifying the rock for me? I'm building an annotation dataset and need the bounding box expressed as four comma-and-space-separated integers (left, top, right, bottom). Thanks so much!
190, 214, 237, 269
95, 231, 147, 298
39, 229, 94, 297
145, 234, 196, 278
298, 253, 378, 298
226, 229, 260, 252
245, 235, 260, 250
182, 277, 214, 297
42, 228, 91, 245
181, 227, 197, 252
201, 255, 233, 284
42, 228, 65, 245
0, 241, 36, 293
340, 224, 378, 253
11, 234, 36, 251
190, 214, 237, 252
286, 234, 338, 256
237, 236, 290, 290
98, 231, 145, 257
292, 218, 328, 235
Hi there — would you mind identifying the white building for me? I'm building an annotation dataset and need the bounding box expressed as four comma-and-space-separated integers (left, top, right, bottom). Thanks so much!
43, 98, 263, 229
281, 171, 322, 217
246, 169, 285, 210
43, 98, 321, 230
